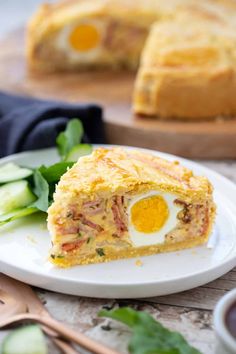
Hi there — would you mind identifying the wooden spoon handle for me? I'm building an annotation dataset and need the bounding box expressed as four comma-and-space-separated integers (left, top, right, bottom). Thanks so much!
0, 313, 119, 354
41, 325, 79, 354
51, 337, 79, 354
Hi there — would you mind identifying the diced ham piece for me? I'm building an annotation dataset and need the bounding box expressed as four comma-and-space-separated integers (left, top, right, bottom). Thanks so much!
82, 199, 104, 215
58, 224, 79, 235
62, 239, 85, 252
103, 21, 145, 54
200, 207, 209, 235
79, 214, 104, 232
111, 196, 127, 236
78, 223, 90, 233
174, 199, 189, 207
85, 207, 104, 215
83, 200, 101, 208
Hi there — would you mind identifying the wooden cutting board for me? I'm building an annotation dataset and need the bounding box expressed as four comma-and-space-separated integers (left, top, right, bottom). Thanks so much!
0, 28, 236, 159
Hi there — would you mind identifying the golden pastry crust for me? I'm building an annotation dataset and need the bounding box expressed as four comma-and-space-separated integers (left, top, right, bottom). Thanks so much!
133, 18, 236, 119
47, 148, 216, 267
26, 0, 205, 72
27, 0, 160, 71
51, 147, 212, 201
52, 236, 211, 267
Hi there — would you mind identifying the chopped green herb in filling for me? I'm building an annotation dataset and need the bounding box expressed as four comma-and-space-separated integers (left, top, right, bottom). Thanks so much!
96, 248, 105, 256
51, 254, 64, 259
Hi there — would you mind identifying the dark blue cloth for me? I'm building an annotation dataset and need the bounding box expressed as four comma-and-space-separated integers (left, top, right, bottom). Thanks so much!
0, 91, 105, 157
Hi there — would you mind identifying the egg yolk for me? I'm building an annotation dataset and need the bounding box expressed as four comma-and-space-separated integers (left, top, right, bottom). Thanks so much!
69, 24, 100, 52
131, 195, 169, 233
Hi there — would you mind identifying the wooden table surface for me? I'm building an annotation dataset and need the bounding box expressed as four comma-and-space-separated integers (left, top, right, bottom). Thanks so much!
0, 160, 235, 354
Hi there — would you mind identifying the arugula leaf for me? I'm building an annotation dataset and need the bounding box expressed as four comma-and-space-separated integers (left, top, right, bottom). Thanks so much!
39, 162, 74, 204
56, 119, 83, 159
99, 308, 202, 354
0, 207, 38, 226
31, 170, 49, 212
38, 162, 74, 183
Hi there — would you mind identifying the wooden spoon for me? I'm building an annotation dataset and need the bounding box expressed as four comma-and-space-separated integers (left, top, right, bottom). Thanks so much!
0, 273, 78, 354
0, 288, 78, 354
0, 290, 27, 320
0, 288, 119, 354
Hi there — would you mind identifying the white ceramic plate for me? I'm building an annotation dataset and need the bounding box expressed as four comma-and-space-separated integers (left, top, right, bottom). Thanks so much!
0, 146, 236, 298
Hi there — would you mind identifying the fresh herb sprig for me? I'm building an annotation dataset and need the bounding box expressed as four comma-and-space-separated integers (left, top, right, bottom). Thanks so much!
99, 307, 202, 354
57, 119, 84, 160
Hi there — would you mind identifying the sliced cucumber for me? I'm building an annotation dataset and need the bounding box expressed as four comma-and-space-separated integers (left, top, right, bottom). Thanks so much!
0, 163, 32, 183
0, 207, 39, 226
2, 325, 48, 354
64, 144, 92, 162
0, 180, 36, 215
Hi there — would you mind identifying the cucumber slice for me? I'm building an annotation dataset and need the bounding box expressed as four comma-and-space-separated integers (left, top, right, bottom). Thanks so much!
0, 163, 32, 183
0, 207, 39, 226
2, 325, 47, 354
64, 144, 92, 162
0, 180, 36, 215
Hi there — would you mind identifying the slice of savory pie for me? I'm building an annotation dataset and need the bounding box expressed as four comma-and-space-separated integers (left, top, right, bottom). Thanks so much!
47, 148, 216, 267
27, 0, 160, 71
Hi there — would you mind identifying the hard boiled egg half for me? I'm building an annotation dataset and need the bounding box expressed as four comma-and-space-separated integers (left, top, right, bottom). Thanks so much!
56, 20, 105, 62
128, 191, 182, 247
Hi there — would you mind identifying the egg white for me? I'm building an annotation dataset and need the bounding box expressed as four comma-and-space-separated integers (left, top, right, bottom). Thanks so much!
128, 191, 182, 247
55, 19, 105, 62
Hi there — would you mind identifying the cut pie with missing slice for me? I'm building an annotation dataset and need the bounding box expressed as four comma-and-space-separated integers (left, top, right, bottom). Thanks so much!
27, 0, 161, 71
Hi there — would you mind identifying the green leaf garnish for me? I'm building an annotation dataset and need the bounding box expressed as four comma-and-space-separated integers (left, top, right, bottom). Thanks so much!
99, 308, 202, 354
56, 119, 83, 160
38, 162, 74, 183
96, 248, 105, 256
31, 170, 49, 212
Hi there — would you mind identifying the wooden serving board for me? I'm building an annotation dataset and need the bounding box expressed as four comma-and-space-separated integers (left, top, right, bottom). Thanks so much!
0, 28, 236, 159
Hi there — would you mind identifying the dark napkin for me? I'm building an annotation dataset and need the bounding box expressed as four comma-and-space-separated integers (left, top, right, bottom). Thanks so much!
0, 91, 105, 158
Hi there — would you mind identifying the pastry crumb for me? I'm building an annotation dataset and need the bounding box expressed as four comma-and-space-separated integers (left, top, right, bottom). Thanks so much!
135, 259, 143, 267
26, 235, 37, 244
